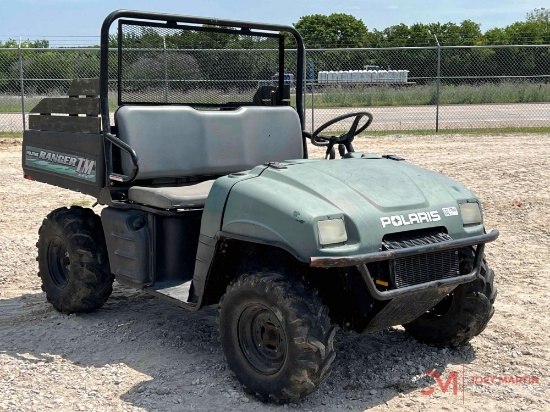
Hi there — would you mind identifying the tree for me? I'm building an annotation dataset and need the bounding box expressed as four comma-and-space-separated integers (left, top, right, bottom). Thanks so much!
294, 14, 368, 48
525, 8, 550, 43
408, 23, 435, 47
0, 39, 49, 48
526, 8, 550, 24
0, 39, 51, 93
382, 23, 411, 47
483, 28, 510, 45
505, 21, 545, 44
457, 20, 483, 45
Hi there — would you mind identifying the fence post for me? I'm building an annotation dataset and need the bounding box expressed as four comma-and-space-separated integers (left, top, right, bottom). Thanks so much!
309, 60, 315, 132
434, 35, 441, 132
163, 35, 168, 103
18, 37, 26, 131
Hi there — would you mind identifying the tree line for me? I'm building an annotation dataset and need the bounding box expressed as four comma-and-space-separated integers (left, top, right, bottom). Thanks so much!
294, 8, 550, 48
0, 8, 548, 94
294, 8, 550, 82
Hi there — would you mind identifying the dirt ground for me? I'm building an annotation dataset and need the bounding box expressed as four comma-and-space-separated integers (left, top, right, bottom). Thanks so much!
1, 134, 548, 412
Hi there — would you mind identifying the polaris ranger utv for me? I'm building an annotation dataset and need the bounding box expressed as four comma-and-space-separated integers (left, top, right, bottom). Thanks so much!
23, 10, 498, 402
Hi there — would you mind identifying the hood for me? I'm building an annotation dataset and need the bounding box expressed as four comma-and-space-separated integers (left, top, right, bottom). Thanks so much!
297, 158, 429, 211
262, 157, 476, 214
221, 157, 481, 259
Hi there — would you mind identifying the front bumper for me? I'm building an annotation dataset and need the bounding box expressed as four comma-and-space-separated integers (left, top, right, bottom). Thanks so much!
310, 229, 499, 300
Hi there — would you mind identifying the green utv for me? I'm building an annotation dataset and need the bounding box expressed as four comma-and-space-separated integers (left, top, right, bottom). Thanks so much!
23, 10, 498, 403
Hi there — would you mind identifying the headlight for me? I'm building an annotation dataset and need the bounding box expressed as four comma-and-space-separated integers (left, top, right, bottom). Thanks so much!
317, 218, 347, 246
459, 202, 482, 225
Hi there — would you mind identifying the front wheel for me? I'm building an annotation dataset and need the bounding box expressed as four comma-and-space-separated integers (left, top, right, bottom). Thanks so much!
219, 272, 336, 403
403, 249, 497, 347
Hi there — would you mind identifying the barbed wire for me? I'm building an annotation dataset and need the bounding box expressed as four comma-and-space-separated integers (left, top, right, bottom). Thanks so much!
0, 35, 549, 48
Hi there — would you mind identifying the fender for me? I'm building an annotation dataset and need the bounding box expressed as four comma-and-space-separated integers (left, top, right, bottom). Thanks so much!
190, 167, 273, 306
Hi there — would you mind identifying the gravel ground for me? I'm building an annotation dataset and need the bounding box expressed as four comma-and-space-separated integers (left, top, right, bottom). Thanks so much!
0, 134, 549, 412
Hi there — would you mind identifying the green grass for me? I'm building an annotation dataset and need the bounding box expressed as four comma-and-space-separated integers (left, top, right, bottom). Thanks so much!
1, 81, 549, 113
71, 200, 91, 207
301, 81, 550, 108
0, 132, 22, 138
0, 95, 23, 112
371, 126, 550, 136
323, 126, 550, 137
439, 82, 550, 105
368, 126, 550, 136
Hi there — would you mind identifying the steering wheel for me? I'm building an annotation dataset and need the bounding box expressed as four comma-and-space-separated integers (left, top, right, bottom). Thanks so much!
307, 112, 373, 159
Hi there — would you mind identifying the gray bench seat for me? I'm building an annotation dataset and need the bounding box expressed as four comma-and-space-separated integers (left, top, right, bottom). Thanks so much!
116, 105, 303, 209
128, 180, 215, 209
116, 105, 303, 180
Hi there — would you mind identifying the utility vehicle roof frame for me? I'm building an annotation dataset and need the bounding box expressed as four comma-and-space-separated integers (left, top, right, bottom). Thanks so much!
99, 9, 306, 136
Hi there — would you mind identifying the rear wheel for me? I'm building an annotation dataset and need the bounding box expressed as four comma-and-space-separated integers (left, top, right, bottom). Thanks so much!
403, 248, 496, 347
219, 271, 336, 403
37, 206, 113, 313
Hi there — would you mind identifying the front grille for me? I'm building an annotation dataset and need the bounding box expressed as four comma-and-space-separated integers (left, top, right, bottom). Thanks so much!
382, 230, 452, 249
382, 229, 460, 289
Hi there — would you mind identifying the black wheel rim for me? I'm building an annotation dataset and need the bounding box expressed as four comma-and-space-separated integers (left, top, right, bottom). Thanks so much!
47, 236, 70, 288
424, 293, 454, 319
237, 304, 287, 375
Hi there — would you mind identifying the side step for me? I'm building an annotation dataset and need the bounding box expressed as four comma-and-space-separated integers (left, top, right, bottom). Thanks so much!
145, 280, 198, 311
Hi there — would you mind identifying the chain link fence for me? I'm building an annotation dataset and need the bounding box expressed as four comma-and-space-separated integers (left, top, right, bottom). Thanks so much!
0, 47, 23, 132
304, 44, 550, 132
1, 44, 549, 133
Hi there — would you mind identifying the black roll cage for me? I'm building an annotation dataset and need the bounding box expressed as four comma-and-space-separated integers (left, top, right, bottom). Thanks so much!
99, 9, 306, 155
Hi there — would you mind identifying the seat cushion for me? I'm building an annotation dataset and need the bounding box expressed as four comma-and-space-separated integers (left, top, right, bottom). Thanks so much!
128, 180, 216, 209
115, 105, 303, 180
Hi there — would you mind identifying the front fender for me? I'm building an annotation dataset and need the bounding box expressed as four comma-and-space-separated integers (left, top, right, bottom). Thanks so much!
220, 174, 353, 261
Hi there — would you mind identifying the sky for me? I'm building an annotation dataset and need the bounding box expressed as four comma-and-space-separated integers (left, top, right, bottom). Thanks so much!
0, 0, 544, 44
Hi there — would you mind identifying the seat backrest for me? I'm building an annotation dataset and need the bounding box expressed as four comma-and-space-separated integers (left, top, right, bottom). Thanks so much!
115, 105, 303, 180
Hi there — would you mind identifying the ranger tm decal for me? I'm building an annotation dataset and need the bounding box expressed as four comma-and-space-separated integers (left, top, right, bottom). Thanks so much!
25, 145, 96, 181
